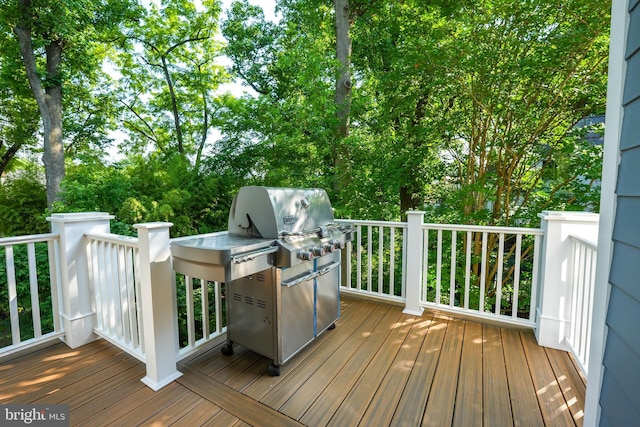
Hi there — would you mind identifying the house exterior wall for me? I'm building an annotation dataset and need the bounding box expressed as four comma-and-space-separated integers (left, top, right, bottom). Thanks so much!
598, 0, 640, 425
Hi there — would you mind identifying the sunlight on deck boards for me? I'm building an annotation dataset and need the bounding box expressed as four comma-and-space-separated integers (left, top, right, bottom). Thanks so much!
0, 296, 585, 426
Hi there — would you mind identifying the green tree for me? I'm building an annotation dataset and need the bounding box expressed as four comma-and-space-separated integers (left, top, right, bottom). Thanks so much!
113, 0, 228, 170
341, 0, 607, 302
432, 0, 609, 227
55, 153, 234, 236
325, 0, 607, 223
218, 0, 607, 310
0, 0, 139, 205
0, 43, 39, 175
221, 0, 344, 195
0, 168, 48, 236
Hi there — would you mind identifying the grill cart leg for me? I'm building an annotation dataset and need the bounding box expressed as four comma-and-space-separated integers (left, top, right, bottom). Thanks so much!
221, 342, 234, 356
328, 323, 336, 330
268, 364, 280, 376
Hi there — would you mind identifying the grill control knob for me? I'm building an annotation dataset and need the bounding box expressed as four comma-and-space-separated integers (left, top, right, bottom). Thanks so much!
332, 240, 345, 250
311, 246, 326, 257
299, 250, 314, 261
323, 243, 336, 253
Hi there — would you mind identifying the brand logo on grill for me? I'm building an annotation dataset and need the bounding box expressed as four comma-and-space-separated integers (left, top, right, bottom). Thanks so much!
283, 215, 297, 225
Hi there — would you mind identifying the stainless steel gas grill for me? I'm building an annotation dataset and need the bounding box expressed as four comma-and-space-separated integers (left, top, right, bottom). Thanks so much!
171, 186, 354, 376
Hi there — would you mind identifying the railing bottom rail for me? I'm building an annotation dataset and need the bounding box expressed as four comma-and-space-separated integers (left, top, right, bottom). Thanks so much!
0, 331, 66, 361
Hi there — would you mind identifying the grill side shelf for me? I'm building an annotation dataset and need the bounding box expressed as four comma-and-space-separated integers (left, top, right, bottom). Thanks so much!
171, 236, 278, 283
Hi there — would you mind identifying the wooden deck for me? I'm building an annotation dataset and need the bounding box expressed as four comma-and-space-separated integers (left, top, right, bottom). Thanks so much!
0, 297, 586, 426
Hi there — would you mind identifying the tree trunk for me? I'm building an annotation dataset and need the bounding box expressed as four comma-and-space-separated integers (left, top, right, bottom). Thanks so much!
195, 84, 208, 172
43, 41, 65, 206
334, 0, 352, 138
400, 186, 420, 214
14, 0, 65, 206
0, 141, 21, 175
333, 0, 352, 192
161, 56, 184, 155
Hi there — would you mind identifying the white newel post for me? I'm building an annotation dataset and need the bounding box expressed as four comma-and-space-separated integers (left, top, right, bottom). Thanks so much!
536, 211, 599, 350
403, 211, 425, 316
135, 222, 183, 391
47, 212, 114, 349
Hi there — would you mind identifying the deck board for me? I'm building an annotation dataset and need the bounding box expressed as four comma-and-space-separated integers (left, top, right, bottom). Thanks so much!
178, 365, 304, 427
389, 314, 448, 426
200, 409, 241, 427
0, 297, 584, 426
359, 313, 435, 426
278, 303, 393, 420
240, 298, 371, 403
0, 341, 117, 402
545, 349, 586, 427
521, 332, 576, 427
327, 311, 416, 426
502, 328, 547, 426
482, 324, 514, 426
71, 370, 148, 424
257, 302, 378, 410
101, 383, 190, 427
4, 343, 135, 405
137, 392, 205, 426
453, 321, 483, 427
422, 317, 465, 426
169, 400, 223, 426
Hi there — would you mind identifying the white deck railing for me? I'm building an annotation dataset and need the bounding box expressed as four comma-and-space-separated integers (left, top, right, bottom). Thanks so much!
421, 223, 544, 326
567, 235, 598, 375
340, 217, 544, 327
0, 234, 64, 357
341, 220, 407, 303
174, 274, 226, 361
86, 232, 146, 361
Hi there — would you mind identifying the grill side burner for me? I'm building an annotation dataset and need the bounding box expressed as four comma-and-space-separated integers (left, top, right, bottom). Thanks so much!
170, 186, 354, 376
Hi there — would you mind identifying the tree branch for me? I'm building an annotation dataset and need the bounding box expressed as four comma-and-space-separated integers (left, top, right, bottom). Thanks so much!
119, 99, 158, 143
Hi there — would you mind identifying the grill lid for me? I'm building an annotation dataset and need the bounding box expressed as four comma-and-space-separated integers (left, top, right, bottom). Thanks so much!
228, 186, 335, 238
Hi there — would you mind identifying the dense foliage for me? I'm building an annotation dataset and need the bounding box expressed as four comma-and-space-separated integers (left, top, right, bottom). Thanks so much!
0, 0, 608, 234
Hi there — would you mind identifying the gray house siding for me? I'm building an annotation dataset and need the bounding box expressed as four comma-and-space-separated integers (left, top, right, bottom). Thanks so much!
600, 0, 640, 424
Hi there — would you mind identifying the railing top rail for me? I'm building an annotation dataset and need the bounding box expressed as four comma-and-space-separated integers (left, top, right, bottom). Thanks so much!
337, 219, 407, 228
422, 222, 545, 235
569, 234, 598, 250
85, 232, 139, 248
0, 233, 59, 246
337, 218, 543, 235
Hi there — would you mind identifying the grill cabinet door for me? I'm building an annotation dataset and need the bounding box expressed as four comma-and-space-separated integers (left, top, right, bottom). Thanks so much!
227, 271, 276, 359
280, 268, 316, 364
315, 252, 341, 333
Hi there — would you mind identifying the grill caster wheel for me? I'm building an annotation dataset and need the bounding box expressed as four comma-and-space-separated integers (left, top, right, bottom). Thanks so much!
328, 323, 336, 330
221, 344, 234, 356
268, 364, 280, 377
